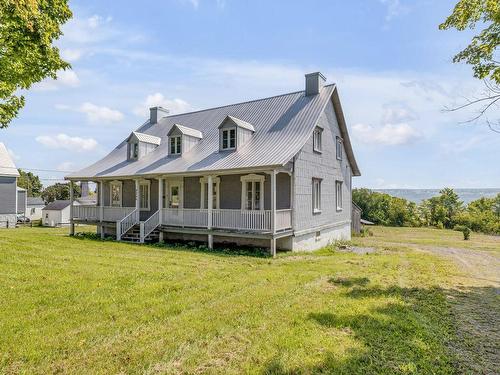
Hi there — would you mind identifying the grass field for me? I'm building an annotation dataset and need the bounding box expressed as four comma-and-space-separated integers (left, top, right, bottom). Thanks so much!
0, 226, 498, 374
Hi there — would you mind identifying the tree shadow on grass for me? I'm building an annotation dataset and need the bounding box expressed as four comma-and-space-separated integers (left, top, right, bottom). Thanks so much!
263, 284, 499, 374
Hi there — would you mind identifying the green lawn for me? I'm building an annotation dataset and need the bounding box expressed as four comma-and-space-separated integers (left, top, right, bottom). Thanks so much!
0, 226, 497, 374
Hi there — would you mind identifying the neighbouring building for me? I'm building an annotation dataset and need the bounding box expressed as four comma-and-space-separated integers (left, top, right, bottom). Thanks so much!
66, 72, 361, 254
27, 197, 46, 221
0, 142, 20, 228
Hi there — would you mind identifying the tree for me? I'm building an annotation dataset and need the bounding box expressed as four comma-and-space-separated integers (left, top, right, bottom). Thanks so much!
41, 182, 80, 203
0, 0, 72, 128
440, 0, 500, 132
17, 169, 43, 197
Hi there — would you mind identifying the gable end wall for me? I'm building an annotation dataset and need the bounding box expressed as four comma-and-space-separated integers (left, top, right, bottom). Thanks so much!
293, 98, 352, 238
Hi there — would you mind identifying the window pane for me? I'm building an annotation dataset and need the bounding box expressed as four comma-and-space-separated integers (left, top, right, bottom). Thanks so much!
222, 130, 228, 149
170, 138, 175, 154
246, 181, 253, 210
171, 186, 179, 208
254, 182, 261, 210
229, 129, 236, 148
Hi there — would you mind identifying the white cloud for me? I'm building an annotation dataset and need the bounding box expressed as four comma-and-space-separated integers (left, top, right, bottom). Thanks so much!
34, 69, 80, 91
133, 93, 193, 117
7, 148, 20, 161
379, 0, 409, 21
61, 48, 84, 62
79, 102, 124, 123
352, 122, 421, 145
36, 134, 98, 152
56, 102, 124, 123
62, 14, 115, 44
56, 161, 76, 172
381, 104, 418, 124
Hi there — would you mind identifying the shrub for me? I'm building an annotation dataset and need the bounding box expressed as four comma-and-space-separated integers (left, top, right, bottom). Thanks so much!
454, 225, 471, 240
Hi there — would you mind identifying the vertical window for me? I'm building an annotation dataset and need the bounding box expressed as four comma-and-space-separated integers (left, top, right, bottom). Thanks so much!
336, 136, 343, 160
241, 174, 265, 210
336, 180, 343, 210
202, 182, 219, 209
222, 128, 236, 150
133, 143, 139, 158
110, 182, 122, 207
139, 181, 150, 210
170, 136, 181, 155
312, 178, 322, 213
313, 127, 322, 152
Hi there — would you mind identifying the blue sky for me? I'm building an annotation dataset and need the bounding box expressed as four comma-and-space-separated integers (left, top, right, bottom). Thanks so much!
2, 0, 499, 188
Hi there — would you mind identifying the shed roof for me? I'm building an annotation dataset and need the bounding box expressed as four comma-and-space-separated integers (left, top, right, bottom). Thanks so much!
0, 142, 20, 177
67, 84, 360, 179
27, 197, 45, 206
43, 200, 71, 211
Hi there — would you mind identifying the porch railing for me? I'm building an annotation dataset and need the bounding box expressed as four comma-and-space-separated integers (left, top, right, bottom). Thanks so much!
160, 208, 291, 232
104, 207, 136, 222
72, 205, 99, 221
276, 209, 293, 231
141, 210, 160, 242
117, 209, 139, 241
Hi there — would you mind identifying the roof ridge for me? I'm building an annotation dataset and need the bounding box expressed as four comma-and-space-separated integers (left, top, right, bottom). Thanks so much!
165, 84, 336, 118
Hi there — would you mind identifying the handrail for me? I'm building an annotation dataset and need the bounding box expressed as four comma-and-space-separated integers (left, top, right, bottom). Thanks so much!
116, 208, 139, 241
142, 210, 160, 242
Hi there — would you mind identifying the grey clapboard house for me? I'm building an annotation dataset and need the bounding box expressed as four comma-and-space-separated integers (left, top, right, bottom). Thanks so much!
66, 72, 361, 254
0, 142, 20, 228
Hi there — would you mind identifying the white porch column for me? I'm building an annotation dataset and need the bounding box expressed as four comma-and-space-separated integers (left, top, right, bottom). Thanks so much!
135, 179, 140, 211
207, 175, 213, 249
69, 181, 75, 236
270, 170, 277, 257
99, 180, 105, 239
158, 177, 164, 242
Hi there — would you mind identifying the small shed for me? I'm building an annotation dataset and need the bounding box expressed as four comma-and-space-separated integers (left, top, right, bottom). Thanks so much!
42, 200, 77, 227
27, 197, 46, 221
351, 202, 362, 234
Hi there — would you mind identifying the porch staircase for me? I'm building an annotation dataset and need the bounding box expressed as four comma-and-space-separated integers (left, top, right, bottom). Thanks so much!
121, 224, 160, 243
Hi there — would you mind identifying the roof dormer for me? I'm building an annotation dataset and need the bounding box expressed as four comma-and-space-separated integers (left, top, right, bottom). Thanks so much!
127, 131, 161, 161
167, 124, 203, 156
218, 115, 255, 151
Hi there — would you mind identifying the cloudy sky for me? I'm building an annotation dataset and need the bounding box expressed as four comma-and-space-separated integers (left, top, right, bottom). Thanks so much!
2, 0, 499, 188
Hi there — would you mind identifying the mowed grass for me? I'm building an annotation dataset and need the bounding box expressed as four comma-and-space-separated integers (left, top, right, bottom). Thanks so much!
0, 226, 493, 374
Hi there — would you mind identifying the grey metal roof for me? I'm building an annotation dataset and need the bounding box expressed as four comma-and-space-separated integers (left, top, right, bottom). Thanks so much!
43, 200, 71, 211
128, 131, 162, 145
67, 84, 360, 179
27, 197, 45, 206
0, 142, 20, 177
168, 124, 203, 139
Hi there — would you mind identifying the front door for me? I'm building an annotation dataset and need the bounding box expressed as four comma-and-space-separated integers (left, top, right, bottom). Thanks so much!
169, 184, 180, 208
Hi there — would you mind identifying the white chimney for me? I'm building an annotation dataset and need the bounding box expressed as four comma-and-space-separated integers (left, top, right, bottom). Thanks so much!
305, 72, 326, 96
149, 106, 169, 123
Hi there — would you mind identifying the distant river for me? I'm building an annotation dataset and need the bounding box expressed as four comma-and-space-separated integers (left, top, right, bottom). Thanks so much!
373, 189, 500, 204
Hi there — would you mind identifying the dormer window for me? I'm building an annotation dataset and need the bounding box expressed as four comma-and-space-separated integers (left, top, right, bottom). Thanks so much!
218, 115, 255, 151
313, 127, 323, 153
167, 124, 202, 156
222, 128, 236, 150
170, 136, 181, 155
126, 131, 161, 161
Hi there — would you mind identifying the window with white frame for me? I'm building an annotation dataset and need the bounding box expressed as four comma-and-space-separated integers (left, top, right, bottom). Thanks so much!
200, 177, 220, 209
313, 127, 323, 152
336, 136, 343, 160
312, 178, 322, 213
336, 180, 343, 210
170, 135, 181, 155
241, 174, 265, 210
221, 128, 236, 150
139, 181, 150, 210
110, 181, 122, 207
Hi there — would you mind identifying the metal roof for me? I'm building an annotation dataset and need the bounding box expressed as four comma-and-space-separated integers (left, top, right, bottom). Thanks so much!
128, 131, 162, 145
168, 124, 203, 139
220, 116, 255, 132
27, 197, 45, 206
43, 200, 71, 211
67, 84, 360, 179
0, 142, 20, 177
